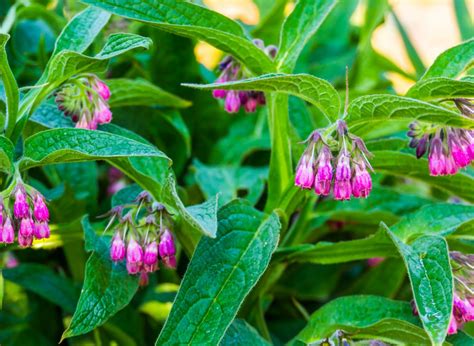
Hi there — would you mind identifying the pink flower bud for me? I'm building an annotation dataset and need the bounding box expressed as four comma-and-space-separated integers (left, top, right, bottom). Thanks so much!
444, 155, 458, 175
139, 271, 149, 286
314, 147, 333, 196
34, 222, 50, 239
144, 241, 158, 266
224, 91, 241, 113
94, 100, 112, 124
244, 97, 258, 113
351, 163, 372, 198
428, 138, 446, 176
335, 153, 351, 181
159, 229, 176, 259
449, 135, 470, 168
295, 154, 315, 189
110, 232, 126, 262
18, 233, 33, 248
33, 195, 49, 222
334, 180, 351, 201
126, 261, 141, 275
447, 316, 458, 335
126, 238, 143, 275
162, 255, 177, 269
93, 79, 111, 101
19, 218, 34, 237
14, 188, 29, 219
2, 218, 14, 244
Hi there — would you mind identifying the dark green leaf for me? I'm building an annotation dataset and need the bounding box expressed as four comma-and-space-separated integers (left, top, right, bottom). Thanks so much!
220, 319, 270, 346
156, 200, 280, 345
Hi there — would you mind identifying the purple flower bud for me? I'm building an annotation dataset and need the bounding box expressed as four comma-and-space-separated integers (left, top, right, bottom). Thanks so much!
33, 195, 49, 222
351, 162, 372, 198
428, 138, 446, 176
92, 79, 111, 101
159, 229, 176, 259
14, 188, 29, 219
295, 154, 315, 189
224, 91, 241, 113
19, 218, 34, 237
2, 218, 14, 244
416, 135, 429, 158
335, 152, 351, 181
334, 180, 351, 201
126, 238, 143, 265
244, 97, 258, 113
34, 222, 50, 239
139, 271, 149, 286
18, 233, 33, 248
144, 241, 158, 266
110, 232, 126, 262
94, 100, 112, 124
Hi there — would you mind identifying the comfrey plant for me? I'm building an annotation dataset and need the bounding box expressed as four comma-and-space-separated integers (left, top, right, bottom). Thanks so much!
212, 39, 276, 113
295, 121, 373, 200
408, 99, 474, 176
107, 191, 176, 284
55, 74, 112, 129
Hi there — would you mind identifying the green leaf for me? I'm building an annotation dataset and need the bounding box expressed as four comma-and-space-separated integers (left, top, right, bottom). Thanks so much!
276, 0, 337, 73
289, 295, 429, 345
20, 128, 170, 170
193, 160, 268, 206
184, 73, 340, 123
53, 6, 111, 55
62, 218, 139, 340
370, 150, 474, 202
406, 77, 474, 101
0, 34, 19, 137
107, 78, 191, 108
3, 263, 78, 313
162, 174, 218, 238
81, 0, 274, 75
95, 33, 153, 59
221, 319, 270, 346
156, 200, 281, 345
0, 135, 14, 174
346, 95, 474, 135
388, 234, 453, 345
421, 38, 474, 80
454, 0, 474, 42
30, 101, 74, 128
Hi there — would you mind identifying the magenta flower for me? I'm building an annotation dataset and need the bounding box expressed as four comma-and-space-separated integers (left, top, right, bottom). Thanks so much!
144, 241, 158, 266
18, 233, 33, 248
126, 238, 143, 274
34, 222, 50, 239
14, 188, 29, 219
92, 78, 111, 101
94, 100, 112, 124
295, 154, 315, 189
33, 195, 49, 222
224, 91, 241, 113
110, 232, 126, 262
314, 146, 332, 196
19, 218, 34, 237
2, 218, 14, 244
334, 180, 351, 201
428, 137, 446, 176
449, 134, 470, 168
352, 162, 372, 198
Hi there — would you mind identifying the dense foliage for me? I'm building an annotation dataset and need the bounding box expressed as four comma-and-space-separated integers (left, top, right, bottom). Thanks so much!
0, 0, 473, 345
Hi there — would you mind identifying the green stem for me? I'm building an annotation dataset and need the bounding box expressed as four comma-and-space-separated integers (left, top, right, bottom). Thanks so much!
264, 93, 292, 212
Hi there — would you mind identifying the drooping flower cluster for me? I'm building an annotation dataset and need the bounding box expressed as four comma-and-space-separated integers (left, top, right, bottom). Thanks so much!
408, 99, 474, 176
212, 39, 277, 114
107, 191, 176, 285
55, 74, 112, 130
0, 184, 50, 247
295, 120, 374, 200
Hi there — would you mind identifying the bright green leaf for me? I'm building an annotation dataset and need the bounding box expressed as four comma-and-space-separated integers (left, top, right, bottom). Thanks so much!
221, 319, 270, 346
0, 34, 19, 137
406, 77, 474, 101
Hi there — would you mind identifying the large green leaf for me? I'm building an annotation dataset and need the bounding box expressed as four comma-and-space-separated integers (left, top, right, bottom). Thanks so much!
347, 95, 474, 135
289, 296, 428, 345
421, 39, 474, 80
389, 233, 453, 345
184, 73, 341, 123
276, 0, 337, 73
3, 263, 78, 313
193, 160, 268, 206
20, 128, 170, 169
53, 6, 111, 55
156, 200, 281, 345
107, 78, 191, 108
81, 0, 274, 75
371, 150, 474, 202
0, 34, 19, 137
62, 218, 139, 339
407, 77, 474, 101
220, 319, 270, 346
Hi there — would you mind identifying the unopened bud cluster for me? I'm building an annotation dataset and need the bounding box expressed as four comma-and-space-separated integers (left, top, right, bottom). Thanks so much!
0, 184, 50, 247
108, 191, 176, 285
408, 99, 474, 176
55, 74, 112, 130
212, 39, 277, 114
295, 120, 373, 200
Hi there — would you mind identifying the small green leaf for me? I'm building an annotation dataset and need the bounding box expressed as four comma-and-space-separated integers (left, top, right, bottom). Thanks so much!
184, 73, 341, 123
290, 295, 428, 345
95, 33, 152, 59
406, 77, 474, 101
81, 0, 274, 75
156, 200, 281, 345
20, 128, 170, 170
193, 160, 268, 205
221, 319, 270, 346
421, 38, 474, 80
388, 233, 453, 345
3, 263, 78, 313
53, 6, 111, 55
107, 78, 191, 108
0, 34, 19, 137
347, 95, 474, 135
276, 0, 338, 73
62, 218, 139, 339
0, 135, 14, 174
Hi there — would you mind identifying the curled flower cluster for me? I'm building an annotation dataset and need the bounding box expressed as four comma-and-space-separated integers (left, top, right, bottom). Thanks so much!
107, 191, 176, 285
408, 99, 474, 176
295, 120, 374, 200
55, 74, 112, 130
212, 39, 277, 114
0, 184, 50, 247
